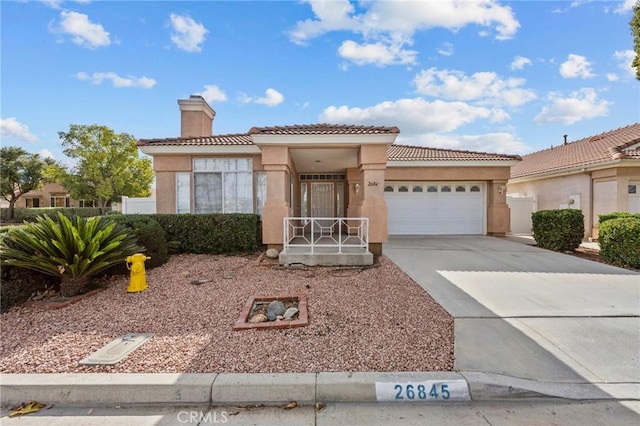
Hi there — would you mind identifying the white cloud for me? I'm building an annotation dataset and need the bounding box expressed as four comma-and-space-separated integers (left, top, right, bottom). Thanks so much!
436, 42, 454, 56
39, 149, 54, 159
169, 13, 208, 52
534, 88, 611, 124
606, 73, 619, 82
0, 117, 38, 143
240, 88, 285, 107
194, 85, 227, 103
399, 132, 530, 155
338, 40, 417, 66
614, 0, 636, 14
76, 71, 156, 88
289, 0, 519, 67
510, 56, 532, 70
51, 11, 111, 49
559, 54, 595, 78
413, 68, 537, 107
613, 50, 637, 79
320, 98, 491, 134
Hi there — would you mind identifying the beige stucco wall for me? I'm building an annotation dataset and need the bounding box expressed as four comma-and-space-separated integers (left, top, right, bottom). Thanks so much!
508, 166, 640, 238
17, 182, 78, 207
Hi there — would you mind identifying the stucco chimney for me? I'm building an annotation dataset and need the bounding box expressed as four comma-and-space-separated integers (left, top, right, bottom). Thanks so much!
178, 95, 216, 138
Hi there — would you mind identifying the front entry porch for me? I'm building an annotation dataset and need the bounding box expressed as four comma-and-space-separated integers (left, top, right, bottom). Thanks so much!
279, 217, 373, 266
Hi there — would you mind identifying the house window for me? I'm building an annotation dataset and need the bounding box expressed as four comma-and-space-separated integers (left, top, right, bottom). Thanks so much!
384, 186, 394, 192
79, 200, 97, 207
193, 158, 252, 214
427, 186, 438, 193
470, 185, 481, 192
256, 172, 267, 216
25, 197, 40, 208
413, 186, 423, 192
50, 195, 70, 207
176, 172, 191, 214
456, 185, 466, 192
629, 184, 637, 194
441, 185, 451, 192
398, 186, 409, 192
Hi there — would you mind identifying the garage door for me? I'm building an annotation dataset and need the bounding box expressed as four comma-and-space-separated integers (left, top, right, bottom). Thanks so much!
385, 182, 484, 235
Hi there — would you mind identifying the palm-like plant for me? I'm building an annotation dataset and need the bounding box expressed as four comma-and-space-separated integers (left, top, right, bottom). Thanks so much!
1, 213, 141, 297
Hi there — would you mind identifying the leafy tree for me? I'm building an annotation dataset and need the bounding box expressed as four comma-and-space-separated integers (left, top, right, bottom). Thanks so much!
632, 0, 640, 80
0, 147, 54, 221
57, 124, 153, 208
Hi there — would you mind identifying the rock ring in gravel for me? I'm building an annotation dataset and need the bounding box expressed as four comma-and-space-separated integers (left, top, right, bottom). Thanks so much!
266, 301, 286, 320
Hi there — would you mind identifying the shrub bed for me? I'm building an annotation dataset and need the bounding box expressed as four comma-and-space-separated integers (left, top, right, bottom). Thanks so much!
598, 217, 640, 269
1, 207, 109, 223
111, 214, 260, 255
108, 215, 169, 273
1, 266, 60, 313
598, 212, 640, 225
532, 209, 584, 251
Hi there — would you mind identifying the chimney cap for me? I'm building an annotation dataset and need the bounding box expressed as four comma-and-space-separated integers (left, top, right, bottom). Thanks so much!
189, 94, 206, 101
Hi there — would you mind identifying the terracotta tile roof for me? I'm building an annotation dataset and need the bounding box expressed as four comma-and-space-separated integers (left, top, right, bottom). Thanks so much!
511, 123, 640, 179
387, 144, 521, 161
249, 123, 400, 135
137, 134, 253, 146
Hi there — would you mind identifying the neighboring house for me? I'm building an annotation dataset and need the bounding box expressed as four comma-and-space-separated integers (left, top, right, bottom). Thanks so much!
15, 183, 100, 208
508, 123, 640, 238
138, 96, 520, 263
15, 182, 97, 208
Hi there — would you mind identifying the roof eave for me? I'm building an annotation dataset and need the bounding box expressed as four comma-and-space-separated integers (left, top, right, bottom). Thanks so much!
509, 158, 640, 183
139, 145, 262, 155
251, 133, 398, 146
387, 159, 520, 168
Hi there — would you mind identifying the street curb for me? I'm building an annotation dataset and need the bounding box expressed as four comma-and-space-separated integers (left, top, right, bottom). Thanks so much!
1, 372, 637, 407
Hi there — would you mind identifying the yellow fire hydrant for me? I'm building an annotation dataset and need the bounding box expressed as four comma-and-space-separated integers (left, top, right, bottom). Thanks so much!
126, 253, 151, 293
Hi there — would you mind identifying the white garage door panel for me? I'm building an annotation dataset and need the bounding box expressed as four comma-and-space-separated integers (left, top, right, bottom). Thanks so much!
386, 183, 484, 235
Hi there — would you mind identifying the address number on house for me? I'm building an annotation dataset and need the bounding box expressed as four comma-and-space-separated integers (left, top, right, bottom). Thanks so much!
375, 380, 470, 402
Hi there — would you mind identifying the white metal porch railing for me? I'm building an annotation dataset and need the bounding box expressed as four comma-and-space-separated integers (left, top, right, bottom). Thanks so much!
283, 217, 369, 253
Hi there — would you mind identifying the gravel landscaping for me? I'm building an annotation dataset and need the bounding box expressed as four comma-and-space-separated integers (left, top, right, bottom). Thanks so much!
0, 254, 454, 374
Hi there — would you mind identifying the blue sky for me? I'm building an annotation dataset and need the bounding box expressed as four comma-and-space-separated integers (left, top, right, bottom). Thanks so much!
1, 0, 638, 163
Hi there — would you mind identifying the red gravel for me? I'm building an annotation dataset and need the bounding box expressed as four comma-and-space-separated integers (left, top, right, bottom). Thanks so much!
0, 254, 454, 374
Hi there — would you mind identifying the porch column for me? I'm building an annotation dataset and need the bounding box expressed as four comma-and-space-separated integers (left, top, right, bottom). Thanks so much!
346, 167, 362, 218
261, 146, 292, 250
358, 145, 389, 255
487, 179, 510, 236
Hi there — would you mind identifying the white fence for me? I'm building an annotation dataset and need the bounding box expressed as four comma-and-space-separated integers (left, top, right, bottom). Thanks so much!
119, 196, 156, 214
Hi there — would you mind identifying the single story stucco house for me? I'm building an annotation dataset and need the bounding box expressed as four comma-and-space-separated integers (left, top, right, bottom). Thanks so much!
137, 96, 521, 264
508, 123, 640, 238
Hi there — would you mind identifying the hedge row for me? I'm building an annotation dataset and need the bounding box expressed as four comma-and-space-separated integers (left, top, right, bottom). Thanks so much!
117, 213, 260, 254
598, 217, 640, 269
599, 212, 640, 224
1, 207, 109, 222
532, 209, 584, 251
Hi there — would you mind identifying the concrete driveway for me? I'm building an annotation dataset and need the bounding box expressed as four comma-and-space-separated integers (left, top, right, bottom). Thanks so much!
384, 236, 640, 399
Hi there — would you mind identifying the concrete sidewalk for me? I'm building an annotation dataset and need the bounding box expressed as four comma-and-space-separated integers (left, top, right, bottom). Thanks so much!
384, 236, 640, 402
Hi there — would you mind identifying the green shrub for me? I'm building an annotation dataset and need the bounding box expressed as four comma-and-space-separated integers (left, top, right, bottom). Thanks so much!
108, 215, 169, 272
0, 213, 141, 297
1, 207, 110, 223
598, 212, 640, 225
148, 214, 260, 254
598, 217, 640, 269
0, 266, 59, 313
532, 209, 584, 251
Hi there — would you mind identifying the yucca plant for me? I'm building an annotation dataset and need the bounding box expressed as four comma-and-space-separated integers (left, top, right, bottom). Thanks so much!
0, 213, 142, 297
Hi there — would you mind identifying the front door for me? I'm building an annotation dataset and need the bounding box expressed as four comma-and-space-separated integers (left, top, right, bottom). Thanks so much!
311, 182, 334, 233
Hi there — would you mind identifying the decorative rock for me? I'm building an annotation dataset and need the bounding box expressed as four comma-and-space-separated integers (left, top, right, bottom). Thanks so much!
283, 307, 299, 320
266, 248, 279, 259
248, 313, 268, 323
266, 301, 286, 320
276, 315, 284, 320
